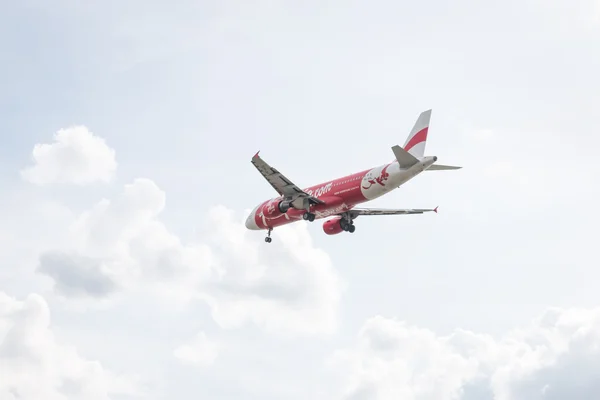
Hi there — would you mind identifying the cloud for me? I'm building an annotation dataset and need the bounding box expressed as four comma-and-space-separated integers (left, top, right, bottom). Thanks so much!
21, 126, 117, 185
199, 205, 343, 336
0, 291, 141, 400
37, 251, 119, 298
36, 178, 343, 336
327, 307, 600, 400
173, 331, 219, 367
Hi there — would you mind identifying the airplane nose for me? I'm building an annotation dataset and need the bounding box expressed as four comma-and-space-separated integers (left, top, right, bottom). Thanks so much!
245, 213, 259, 230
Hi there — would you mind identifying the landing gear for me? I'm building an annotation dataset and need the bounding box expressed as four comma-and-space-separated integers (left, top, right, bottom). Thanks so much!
302, 212, 316, 222
340, 216, 356, 233
265, 228, 273, 243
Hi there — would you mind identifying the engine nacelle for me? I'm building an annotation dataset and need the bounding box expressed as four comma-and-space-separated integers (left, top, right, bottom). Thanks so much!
278, 200, 291, 213
322, 216, 344, 235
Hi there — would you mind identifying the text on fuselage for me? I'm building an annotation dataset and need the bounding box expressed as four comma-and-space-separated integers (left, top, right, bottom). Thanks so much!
305, 182, 333, 197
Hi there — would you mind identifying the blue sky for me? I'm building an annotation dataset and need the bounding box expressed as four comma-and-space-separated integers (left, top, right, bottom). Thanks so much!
1, 1, 600, 399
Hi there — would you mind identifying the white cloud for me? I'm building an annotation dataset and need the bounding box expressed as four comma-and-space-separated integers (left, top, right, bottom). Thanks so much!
199, 205, 343, 336
327, 307, 600, 400
21, 126, 117, 185
36, 178, 343, 336
0, 291, 141, 400
173, 331, 219, 367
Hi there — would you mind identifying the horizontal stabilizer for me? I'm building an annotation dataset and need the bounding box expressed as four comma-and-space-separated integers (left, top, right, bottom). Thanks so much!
426, 164, 462, 171
391, 145, 419, 168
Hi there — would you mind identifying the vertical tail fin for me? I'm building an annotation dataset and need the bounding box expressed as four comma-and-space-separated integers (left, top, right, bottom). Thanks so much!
403, 109, 431, 158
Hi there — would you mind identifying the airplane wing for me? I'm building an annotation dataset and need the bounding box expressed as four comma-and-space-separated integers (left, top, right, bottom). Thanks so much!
251, 151, 325, 204
347, 206, 438, 218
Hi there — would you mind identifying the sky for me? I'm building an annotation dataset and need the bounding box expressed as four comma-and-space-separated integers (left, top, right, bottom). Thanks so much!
1, 0, 600, 399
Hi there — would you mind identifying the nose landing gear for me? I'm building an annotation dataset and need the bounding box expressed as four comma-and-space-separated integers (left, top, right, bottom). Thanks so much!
265, 227, 273, 243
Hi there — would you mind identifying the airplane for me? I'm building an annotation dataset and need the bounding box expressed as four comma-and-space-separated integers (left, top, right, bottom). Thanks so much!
245, 109, 461, 243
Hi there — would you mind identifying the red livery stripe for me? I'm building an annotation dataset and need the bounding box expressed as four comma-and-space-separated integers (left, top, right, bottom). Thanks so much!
404, 127, 428, 151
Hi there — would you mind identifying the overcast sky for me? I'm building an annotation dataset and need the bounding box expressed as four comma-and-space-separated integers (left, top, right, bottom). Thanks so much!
1, 0, 600, 399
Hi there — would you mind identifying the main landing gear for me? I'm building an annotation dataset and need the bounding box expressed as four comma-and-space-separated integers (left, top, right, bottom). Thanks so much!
302, 212, 316, 222
340, 217, 356, 233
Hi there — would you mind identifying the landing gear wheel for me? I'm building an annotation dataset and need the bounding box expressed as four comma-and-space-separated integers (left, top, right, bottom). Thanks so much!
340, 219, 349, 231
340, 217, 355, 233
265, 237, 272, 243
303, 212, 315, 222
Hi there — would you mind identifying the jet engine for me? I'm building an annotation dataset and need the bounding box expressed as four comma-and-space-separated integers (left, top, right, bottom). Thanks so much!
277, 200, 291, 213
260, 198, 308, 218
323, 216, 344, 235
276, 197, 308, 213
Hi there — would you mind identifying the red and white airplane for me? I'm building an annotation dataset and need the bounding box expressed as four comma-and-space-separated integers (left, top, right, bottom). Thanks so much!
245, 109, 461, 243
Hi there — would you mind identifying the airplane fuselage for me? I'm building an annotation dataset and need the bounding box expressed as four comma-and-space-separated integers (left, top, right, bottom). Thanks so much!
245, 156, 437, 230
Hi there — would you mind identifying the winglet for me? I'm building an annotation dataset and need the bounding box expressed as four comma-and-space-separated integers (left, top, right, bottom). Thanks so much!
433, 206, 438, 213
253, 150, 260, 159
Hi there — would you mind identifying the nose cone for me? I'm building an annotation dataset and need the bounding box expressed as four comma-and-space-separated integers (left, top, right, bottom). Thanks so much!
245, 209, 260, 230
